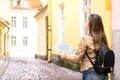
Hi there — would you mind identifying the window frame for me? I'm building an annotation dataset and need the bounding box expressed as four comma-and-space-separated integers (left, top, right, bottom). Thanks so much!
59, 3, 65, 44
23, 36, 28, 46
20, 0, 29, 8
79, 0, 91, 38
23, 17, 27, 28
11, 16, 16, 28
11, 35, 16, 46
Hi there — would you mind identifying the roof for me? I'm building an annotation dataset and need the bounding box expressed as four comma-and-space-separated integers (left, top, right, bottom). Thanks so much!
0, 17, 10, 28
34, 5, 48, 18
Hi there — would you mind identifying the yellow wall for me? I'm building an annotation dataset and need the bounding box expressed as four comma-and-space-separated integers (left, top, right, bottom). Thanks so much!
65, 0, 79, 49
51, 0, 80, 49
50, 0, 112, 54
0, 0, 10, 56
0, 27, 4, 56
91, 0, 112, 48
50, 0, 59, 47
48, 0, 112, 61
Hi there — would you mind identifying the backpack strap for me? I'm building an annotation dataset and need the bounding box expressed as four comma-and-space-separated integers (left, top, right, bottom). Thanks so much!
85, 51, 95, 66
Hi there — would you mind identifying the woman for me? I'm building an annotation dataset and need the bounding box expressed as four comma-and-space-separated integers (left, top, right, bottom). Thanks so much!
59, 14, 108, 80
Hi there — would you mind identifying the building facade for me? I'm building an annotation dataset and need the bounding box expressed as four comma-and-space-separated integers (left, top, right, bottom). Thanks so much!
35, 0, 112, 62
0, 17, 9, 56
48, 0, 112, 60
34, 5, 48, 58
0, 0, 10, 56
9, 0, 42, 58
34, 0, 120, 79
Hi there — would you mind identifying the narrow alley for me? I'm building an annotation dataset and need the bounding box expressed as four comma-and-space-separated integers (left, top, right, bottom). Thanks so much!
0, 57, 81, 80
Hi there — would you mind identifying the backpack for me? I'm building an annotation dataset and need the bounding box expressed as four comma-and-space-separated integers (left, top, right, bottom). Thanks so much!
85, 44, 115, 74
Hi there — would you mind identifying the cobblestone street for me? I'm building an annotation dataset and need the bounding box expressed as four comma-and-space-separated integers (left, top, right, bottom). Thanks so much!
0, 57, 82, 80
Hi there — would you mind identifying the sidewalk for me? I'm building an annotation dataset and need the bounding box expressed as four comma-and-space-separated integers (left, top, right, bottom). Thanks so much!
0, 57, 82, 80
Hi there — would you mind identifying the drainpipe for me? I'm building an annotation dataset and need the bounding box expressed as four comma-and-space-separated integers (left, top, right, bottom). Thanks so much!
47, 0, 52, 62
4, 27, 10, 56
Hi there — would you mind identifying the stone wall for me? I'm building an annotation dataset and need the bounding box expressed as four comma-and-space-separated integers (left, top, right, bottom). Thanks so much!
113, 30, 120, 80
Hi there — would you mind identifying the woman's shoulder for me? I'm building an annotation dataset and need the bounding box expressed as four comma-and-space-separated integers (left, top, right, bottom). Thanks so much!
80, 35, 93, 44
81, 35, 93, 40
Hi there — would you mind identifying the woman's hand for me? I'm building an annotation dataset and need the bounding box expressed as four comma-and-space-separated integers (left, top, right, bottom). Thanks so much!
59, 53, 66, 59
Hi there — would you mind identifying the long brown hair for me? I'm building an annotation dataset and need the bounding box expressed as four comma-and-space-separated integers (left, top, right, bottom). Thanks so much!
88, 14, 108, 50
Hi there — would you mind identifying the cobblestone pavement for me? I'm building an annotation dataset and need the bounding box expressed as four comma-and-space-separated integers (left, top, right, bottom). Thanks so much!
0, 57, 82, 80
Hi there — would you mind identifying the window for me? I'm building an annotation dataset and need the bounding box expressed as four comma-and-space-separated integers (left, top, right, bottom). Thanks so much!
11, 0, 18, 8
11, 36, 16, 46
41, 0, 48, 6
23, 36, 28, 46
59, 3, 65, 44
23, 17, 27, 28
20, 0, 29, 8
11, 16, 16, 28
11, 0, 29, 8
80, 0, 91, 37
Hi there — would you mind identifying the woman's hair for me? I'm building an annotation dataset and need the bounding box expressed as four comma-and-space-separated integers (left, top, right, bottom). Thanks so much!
88, 14, 108, 50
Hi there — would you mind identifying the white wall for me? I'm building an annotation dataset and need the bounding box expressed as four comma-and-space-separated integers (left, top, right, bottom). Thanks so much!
0, 0, 11, 21
10, 10, 38, 58
112, 0, 120, 30
112, 0, 120, 79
